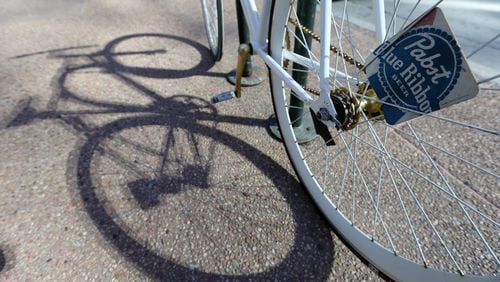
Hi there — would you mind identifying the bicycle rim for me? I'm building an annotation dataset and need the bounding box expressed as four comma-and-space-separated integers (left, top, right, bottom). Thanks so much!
268, 0, 499, 281
200, 0, 224, 61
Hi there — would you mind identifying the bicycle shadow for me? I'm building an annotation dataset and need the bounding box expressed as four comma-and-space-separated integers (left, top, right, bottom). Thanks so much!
0, 244, 15, 275
0, 249, 5, 272
7, 33, 336, 280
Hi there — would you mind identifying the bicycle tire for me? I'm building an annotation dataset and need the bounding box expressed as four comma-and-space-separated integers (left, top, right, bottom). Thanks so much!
200, 0, 224, 61
268, 1, 499, 281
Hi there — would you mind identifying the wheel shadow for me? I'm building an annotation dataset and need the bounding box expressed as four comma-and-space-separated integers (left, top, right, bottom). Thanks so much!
76, 106, 335, 280
0, 249, 5, 272
7, 33, 335, 280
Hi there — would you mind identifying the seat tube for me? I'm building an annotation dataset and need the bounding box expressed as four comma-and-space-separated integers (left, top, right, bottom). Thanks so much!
319, 0, 332, 98
373, 0, 386, 44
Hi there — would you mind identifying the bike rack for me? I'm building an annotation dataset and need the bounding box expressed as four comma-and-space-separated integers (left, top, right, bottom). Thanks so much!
226, 0, 267, 87
268, 0, 317, 143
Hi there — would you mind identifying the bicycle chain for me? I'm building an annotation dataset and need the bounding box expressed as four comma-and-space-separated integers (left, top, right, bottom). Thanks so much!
288, 18, 366, 72
288, 17, 383, 130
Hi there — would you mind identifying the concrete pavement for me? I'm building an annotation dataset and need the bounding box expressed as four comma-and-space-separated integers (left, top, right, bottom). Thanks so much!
0, 0, 380, 280
1, 0, 497, 280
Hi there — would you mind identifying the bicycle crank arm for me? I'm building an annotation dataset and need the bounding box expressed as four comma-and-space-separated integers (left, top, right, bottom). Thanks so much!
234, 43, 252, 98
211, 43, 252, 104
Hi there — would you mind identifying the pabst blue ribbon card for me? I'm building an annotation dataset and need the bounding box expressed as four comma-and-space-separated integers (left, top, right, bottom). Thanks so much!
366, 7, 478, 125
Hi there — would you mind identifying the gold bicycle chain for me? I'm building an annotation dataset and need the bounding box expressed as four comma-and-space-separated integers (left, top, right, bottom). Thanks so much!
288, 18, 366, 72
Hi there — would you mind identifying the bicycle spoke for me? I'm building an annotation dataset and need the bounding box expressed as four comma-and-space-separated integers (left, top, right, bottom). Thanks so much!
340, 128, 499, 228
321, 146, 331, 193
352, 137, 500, 231
478, 74, 500, 85
407, 124, 500, 267
400, 0, 422, 30
270, 0, 498, 278
350, 127, 357, 223
383, 154, 427, 262
337, 133, 398, 253
289, 5, 321, 80
361, 116, 478, 272
372, 126, 389, 240
290, 110, 307, 128
384, 0, 402, 38
388, 125, 500, 180
467, 34, 500, 59
331, 8, 357, 92
353, 93, 500, 136
360, 120, 432, 266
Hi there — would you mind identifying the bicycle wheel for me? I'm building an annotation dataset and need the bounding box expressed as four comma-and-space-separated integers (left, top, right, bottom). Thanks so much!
200, 0, 224, 61
268, 0, 499, 281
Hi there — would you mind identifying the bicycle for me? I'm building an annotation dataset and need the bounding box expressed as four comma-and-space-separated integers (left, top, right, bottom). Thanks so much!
200, 0, 499, 281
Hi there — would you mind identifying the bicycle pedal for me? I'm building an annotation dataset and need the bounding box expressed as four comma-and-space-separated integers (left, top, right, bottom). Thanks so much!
211, 91, 236, 104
